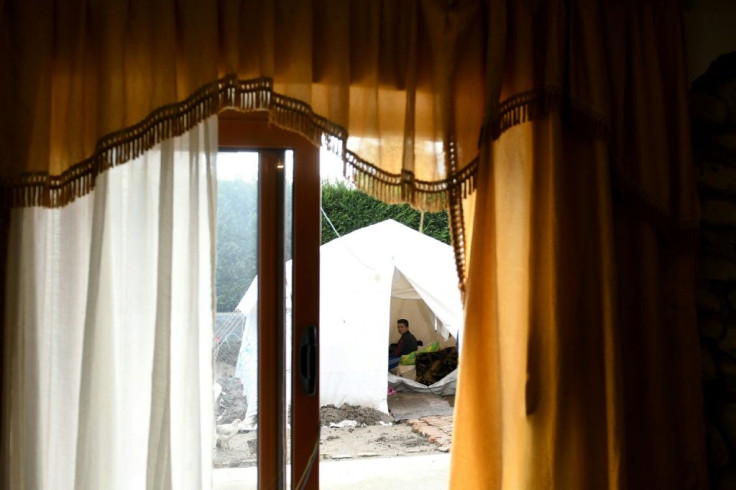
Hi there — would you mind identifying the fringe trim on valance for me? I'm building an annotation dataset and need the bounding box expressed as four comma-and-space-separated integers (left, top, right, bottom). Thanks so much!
342, 149, 477, 214
7, 76, 274, 208
4, 75, 478, 214
480, 85, 612, 145
448, 158, 475, 296
268, 93, 348, 154
482, 85, 697, 245
446, 128, 469, 296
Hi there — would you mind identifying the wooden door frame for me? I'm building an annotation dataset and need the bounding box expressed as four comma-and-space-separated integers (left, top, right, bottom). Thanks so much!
218, 110, 321, 490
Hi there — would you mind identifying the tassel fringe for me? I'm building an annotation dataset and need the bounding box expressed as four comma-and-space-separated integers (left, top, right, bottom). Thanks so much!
481, 85, 611, 145
4, 75, 478, 213
342, 150, 478, 215
6, 75, 275, 208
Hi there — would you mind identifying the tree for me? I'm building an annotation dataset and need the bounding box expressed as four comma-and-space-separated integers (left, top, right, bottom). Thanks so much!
216, 179, 258, 312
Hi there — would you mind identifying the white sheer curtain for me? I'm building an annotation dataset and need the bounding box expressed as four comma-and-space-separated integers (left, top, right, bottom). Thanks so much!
2, 118, 218, 489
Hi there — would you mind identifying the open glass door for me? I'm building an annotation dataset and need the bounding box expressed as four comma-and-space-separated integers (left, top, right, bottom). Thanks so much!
215, 111, 321, 489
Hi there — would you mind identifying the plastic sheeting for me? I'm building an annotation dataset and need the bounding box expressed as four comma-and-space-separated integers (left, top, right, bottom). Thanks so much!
388, 369, 458, 396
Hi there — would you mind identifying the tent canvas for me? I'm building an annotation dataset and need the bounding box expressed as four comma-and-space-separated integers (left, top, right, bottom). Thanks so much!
234, 219, 463, 421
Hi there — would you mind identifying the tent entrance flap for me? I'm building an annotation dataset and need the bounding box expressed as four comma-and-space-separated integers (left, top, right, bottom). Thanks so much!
389, 269, 455, 347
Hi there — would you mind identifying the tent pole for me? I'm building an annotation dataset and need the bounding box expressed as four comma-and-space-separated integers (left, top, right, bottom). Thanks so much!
419, 211, 425, 233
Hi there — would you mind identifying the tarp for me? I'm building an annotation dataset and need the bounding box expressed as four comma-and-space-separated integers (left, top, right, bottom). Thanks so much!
388, 369, 458, 396
234, 219, 463, 420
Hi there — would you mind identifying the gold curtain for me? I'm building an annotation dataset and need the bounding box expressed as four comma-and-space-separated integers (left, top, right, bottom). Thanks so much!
0, 0, 487, 282
0, 0, 708, 487
452, 0, 707, 488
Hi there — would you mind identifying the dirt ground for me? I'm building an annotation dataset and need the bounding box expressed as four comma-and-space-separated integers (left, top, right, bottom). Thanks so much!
212, 393, 453, 468
212, 401, 451, 468
212, 343, 454, 469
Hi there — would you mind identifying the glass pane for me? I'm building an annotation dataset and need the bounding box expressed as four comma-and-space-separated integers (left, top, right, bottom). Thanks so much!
213, 151, 258, 485
283, 150, 294, 487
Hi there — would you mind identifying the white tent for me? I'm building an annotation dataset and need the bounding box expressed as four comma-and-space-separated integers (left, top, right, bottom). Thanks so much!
234, 219, 463, 420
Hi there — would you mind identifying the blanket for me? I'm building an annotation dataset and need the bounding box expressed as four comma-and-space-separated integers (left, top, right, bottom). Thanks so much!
415, 347, 458, 386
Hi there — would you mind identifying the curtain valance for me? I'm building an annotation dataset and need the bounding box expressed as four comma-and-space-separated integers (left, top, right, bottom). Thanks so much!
0, 0, 697, 286
0, 0, 485, 198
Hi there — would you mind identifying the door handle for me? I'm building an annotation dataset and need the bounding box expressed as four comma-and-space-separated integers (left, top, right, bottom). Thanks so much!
299, 325, 318, 396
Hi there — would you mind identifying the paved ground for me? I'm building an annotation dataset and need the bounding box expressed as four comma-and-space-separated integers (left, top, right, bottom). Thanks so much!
213, 453, 452, 489
319, 453, 453, 489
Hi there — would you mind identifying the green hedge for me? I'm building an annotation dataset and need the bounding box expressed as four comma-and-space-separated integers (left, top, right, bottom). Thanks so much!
320, 181, 450, 245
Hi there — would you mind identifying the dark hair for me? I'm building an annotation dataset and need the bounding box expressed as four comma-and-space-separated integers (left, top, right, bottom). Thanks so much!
398, 318, 409, 328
